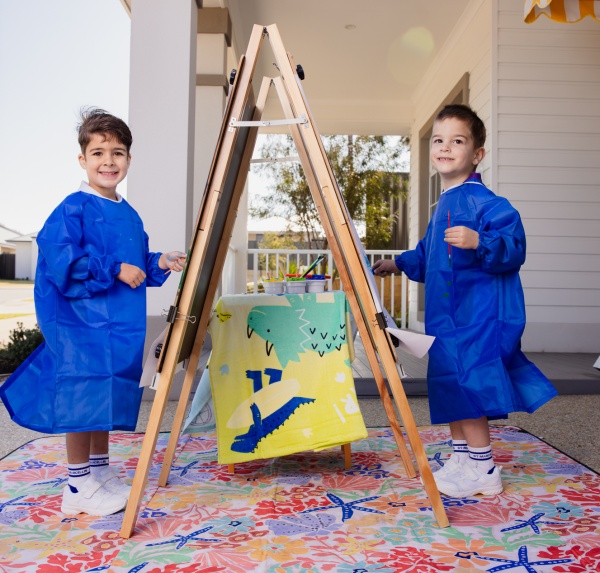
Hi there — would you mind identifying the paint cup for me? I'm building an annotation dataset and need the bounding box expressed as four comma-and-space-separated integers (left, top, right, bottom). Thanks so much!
306, 274, 327, 292
285, 278, 306, 294
262, 280, 285, 295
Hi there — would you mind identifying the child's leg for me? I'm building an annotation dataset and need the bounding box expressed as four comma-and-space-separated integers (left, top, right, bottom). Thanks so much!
430, 421, 469, 480
434, 416, 502, 498
89, 430, 130, 496
62, 431, 128, 516
90, 430, 110, 455
89, 430, 110, 479
460, 416, 495, 472
448, 421, 469, 461
65, 431, 92, 491
458, 416, 490, 448
66, 431, 92, 463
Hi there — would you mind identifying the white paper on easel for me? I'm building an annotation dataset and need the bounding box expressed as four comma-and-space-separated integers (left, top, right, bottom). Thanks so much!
381, 307, 435, 359
344, 214, 435, 360
140, 327, 168, 387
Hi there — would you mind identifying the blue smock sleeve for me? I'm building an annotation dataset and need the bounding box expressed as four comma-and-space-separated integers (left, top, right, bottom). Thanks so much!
37, 202, 121, 298
145, 247, 169, 287
475, 198, 526, 274
394, 220, 431, 283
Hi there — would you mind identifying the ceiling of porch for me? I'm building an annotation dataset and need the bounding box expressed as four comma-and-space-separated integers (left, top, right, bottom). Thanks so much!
220, 0, 472, 136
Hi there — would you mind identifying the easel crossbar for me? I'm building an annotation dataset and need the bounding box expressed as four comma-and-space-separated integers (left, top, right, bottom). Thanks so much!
229, 115, 307, 128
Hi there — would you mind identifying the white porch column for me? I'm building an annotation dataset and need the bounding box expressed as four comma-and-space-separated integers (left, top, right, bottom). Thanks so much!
128, 0, 198, 336
196, 7, 248, 294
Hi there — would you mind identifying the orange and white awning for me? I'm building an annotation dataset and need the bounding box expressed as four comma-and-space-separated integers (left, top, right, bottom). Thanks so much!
525, 0, 600, 22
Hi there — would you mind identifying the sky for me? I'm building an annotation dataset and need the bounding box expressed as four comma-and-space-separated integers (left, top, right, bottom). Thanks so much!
0, 0, 131, 235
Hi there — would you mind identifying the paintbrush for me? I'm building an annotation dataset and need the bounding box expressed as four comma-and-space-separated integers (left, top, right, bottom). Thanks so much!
300, 253, 325, 278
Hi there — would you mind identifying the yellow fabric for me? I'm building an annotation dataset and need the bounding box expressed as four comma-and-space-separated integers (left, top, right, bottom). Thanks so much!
525, 0, 600, 23
208, 291, 367, 464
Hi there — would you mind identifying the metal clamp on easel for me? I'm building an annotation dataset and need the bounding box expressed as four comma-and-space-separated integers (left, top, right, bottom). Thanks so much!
162, 306, 197, 324
228, 114, 308, 131
375, 311, 401, 350
374, 312, 387, 330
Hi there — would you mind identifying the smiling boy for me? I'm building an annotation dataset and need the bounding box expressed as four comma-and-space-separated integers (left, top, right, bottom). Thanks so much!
372, 104, 557, 498
0, 108, 186, 515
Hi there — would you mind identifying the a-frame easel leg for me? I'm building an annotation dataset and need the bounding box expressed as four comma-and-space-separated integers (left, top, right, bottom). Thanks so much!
266, 25, 449, 527
157, 343, 204, 487
157, 76, 272, 488
120, 321, 185, 538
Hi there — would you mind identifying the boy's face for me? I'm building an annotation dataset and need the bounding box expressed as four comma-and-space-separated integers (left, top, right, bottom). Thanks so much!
430, 117, 485, 190
78, 133, 130, 199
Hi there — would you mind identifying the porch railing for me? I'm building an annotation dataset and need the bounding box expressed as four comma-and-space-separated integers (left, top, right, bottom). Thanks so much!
232, 248, 410, 329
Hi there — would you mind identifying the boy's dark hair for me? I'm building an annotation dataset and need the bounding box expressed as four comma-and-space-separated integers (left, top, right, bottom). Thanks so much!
435, 104, 486, 150
77, 107, 133, 154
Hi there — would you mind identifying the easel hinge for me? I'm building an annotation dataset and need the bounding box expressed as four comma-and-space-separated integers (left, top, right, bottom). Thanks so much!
374, 312, 387, 330
162, 306, 197, 324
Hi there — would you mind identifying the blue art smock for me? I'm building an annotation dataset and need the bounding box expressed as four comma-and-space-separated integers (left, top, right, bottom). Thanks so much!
395, 173, 557, 424
0, 182, 168, 433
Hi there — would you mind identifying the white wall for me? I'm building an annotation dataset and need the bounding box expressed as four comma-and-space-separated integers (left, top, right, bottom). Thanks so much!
495, 0, 600, 351
128, 0, 197, 325
14, 242, 32, 280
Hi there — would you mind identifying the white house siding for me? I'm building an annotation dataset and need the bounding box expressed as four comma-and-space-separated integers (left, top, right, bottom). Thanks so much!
14, 242, 32, 280
408, 0, 493, 331
496, 0, 600, 352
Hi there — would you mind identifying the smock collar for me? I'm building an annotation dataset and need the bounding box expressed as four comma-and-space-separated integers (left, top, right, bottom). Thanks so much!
442, 172, 483, 194
78, 180, 122, 202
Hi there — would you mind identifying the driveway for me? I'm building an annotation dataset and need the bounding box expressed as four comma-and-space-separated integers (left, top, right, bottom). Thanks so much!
0, 281, 36, 346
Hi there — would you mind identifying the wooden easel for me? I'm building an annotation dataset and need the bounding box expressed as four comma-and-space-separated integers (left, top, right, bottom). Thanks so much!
120, 24, 449, 539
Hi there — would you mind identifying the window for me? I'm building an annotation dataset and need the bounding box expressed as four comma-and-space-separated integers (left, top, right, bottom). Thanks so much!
429, 171, 442, 220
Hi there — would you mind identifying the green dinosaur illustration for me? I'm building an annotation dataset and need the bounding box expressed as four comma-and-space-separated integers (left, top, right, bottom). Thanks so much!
246, 294, 348, 368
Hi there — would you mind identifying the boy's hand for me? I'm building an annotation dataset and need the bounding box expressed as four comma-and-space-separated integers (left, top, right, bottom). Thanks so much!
161, 251, 187, 273
117, 263, 147, 288
372, 258, 400, 277
445, 226, 479, 250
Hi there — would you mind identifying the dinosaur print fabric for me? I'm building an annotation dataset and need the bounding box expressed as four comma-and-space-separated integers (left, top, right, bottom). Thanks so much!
208, 292, 368, 464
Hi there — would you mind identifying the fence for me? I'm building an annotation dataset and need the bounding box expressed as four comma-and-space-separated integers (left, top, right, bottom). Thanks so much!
241, 248, 409, 329
0, 253, 15, 280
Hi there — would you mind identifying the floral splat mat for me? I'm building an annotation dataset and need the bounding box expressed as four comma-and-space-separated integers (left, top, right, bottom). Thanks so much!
0, 425, 599, 572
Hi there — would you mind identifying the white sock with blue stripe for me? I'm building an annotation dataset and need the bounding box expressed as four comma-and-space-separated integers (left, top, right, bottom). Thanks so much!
452, 439, 469, 462
67, 462, 91, 493
90, 453, 110, 480
469, 446, 495, 473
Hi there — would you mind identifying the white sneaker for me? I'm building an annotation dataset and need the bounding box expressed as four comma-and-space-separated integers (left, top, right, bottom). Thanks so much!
96, 466, 131, 497
420, 453, 464, 485
434, 460, 503, 498
432, 453, 465, 480
61, 476, 127, 516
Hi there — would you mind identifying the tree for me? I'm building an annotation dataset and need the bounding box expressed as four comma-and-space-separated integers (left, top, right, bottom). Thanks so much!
0, 322, 44, 374
257, 231, 300, 276
250, 134, 409, 249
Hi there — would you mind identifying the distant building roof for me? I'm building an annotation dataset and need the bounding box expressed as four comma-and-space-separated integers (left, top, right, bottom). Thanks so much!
8, 232, 37, 243
0, 222, 22, 244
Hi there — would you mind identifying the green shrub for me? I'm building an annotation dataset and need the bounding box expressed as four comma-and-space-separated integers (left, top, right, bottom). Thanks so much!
0, 322, 44, 374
